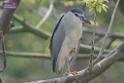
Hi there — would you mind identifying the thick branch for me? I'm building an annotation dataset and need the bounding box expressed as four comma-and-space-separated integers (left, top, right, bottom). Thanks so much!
9, 26, 124, 41
25, 43, 124, 83
8, 14, 124, 41
0, 0, 20, 34
0, 0, 21, 74
13, 14, 51, 39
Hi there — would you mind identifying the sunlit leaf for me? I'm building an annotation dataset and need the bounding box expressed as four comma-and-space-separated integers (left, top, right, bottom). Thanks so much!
83, 0, 109, 13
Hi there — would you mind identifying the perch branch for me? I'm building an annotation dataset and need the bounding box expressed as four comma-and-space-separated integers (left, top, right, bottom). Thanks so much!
25, 43, 124, 83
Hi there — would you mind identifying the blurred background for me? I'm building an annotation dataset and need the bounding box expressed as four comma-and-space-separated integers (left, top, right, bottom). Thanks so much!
0, 0, 124, 83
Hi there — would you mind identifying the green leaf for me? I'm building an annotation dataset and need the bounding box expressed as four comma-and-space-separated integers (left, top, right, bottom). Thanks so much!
102, 4, 108, 12
83, 0, 109, 13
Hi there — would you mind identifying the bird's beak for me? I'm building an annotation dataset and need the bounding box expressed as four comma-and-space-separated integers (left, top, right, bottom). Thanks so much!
80, 16, 91, 24
84, 19, 91, 24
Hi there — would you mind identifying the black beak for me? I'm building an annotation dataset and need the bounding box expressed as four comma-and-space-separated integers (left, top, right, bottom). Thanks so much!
85, 20, 91, 24
80, 16, 91, 24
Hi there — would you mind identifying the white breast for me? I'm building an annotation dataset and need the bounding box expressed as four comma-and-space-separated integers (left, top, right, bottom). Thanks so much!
56, 12, 83, 71
62, 12, 83, 48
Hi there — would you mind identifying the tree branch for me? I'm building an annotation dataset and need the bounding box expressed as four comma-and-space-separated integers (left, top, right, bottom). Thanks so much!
79, 44, 109, 54
9, 15, 124, 41
95, 0, 120, 62
9, 26, 25, 33
0, 44, 109, 59
106, 38, 116, 49
83, 29, 124, 40
25, 43, 124, 83
0, 51, 49, 59
12, 14, 51, 39
3, 50, 124, 62
9, 26, 124, 41
0, 0, 21, 80
0, 0, 20, 34
35, 1, 53, 29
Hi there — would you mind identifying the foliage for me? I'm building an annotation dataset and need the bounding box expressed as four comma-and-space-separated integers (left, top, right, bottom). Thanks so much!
83, 0, 109, 13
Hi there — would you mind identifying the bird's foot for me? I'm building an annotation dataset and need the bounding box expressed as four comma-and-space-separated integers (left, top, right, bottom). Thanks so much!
70, 71, 78, 75
68, 71, 78, 76
64, 71, 78, 76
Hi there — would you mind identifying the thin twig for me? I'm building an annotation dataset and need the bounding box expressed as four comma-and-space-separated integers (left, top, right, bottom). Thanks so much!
2, 50, 124, 62
95, 0, 120, 63
88, 33, 95, 72
35, 1, 53, 29
83, 29, 124, 40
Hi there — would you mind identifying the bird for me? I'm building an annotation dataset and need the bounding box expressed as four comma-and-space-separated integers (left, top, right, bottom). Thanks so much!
49, 7, 90, 73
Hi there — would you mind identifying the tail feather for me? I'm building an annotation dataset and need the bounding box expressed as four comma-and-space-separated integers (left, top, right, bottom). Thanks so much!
52, 57, 57, 72
52, 56, 66, 73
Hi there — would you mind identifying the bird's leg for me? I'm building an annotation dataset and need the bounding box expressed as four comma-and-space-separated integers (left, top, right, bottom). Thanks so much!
63, 58, 71, 75
64, 48, 78, 75
67, 58, 79, 76
66, 48, 76, 74
67, 58, 71, 73
66, 58, 78, 75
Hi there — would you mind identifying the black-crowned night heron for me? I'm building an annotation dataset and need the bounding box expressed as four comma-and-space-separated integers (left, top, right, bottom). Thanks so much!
50, 7, 90, 73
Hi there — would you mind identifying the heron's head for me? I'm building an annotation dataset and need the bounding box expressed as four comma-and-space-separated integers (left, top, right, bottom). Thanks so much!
70, 7, 90, 24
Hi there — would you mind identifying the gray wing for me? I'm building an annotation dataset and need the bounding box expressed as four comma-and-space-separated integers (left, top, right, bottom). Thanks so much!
49, 15, 65, 72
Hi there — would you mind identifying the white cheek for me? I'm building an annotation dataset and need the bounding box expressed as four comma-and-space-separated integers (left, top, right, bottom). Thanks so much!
62, 12, 82, 29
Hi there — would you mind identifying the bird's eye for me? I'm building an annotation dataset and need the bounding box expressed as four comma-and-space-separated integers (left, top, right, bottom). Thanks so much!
75, 13, 78, 16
